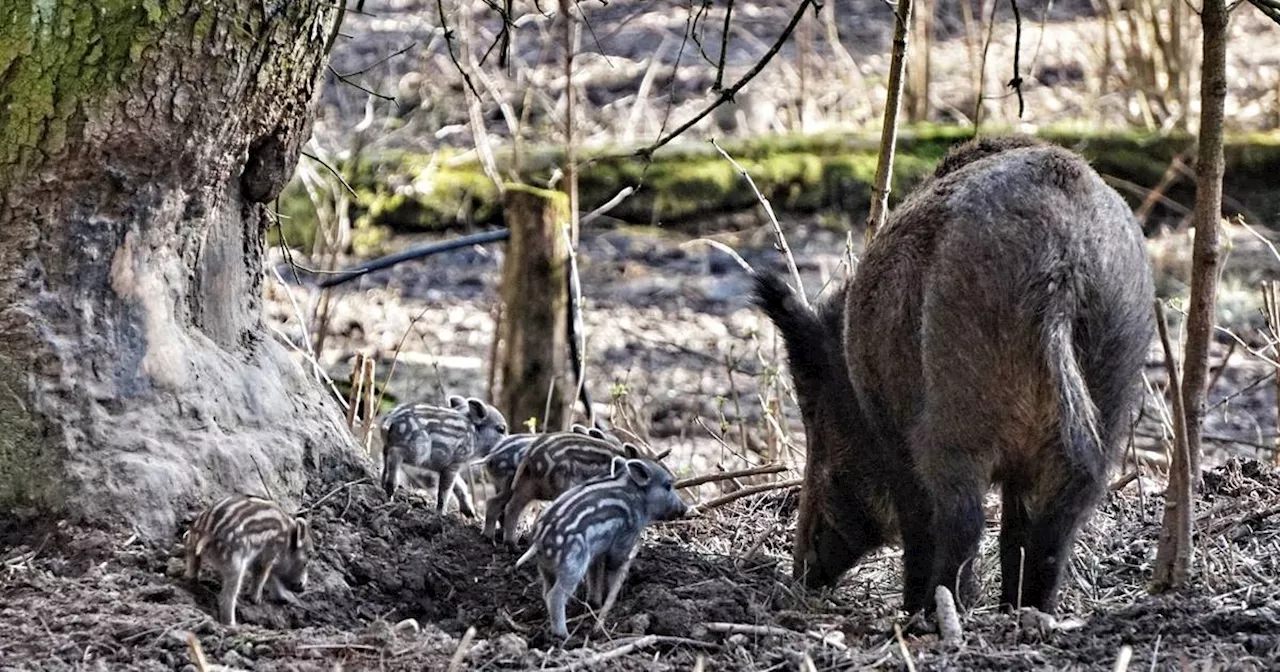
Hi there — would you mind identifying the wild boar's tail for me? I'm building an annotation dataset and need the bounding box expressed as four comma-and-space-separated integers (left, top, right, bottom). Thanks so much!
752, 272, 831, 380
1043, 315, 1105, 467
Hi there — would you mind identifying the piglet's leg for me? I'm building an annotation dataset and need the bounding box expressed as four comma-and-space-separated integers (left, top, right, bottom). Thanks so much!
483, 488, 512, 540
217, 560, 249, 626
547, 563, 588, 640
183, 545, 202, 582
437, 465, 461, 514
249, 555, 278, 604
451, 469, 478, 518
502, 488, 536, 546
595, 545, 639, 630
267, 575, 301, 605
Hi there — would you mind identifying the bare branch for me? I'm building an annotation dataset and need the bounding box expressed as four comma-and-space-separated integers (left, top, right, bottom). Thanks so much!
335, 42, 416, 78
637, 0, 818, 159
1008, 0, 1026, 117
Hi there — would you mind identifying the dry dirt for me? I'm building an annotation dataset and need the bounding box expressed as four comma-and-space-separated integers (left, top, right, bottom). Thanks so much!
2, 457, 1279, 670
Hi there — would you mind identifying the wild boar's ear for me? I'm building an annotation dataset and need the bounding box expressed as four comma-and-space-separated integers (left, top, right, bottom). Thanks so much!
571, 424, 591, 435
447, 394, 467, 410
609, 455, 628, 478
588, 427, 609, 440
622, 442, 643, 459
625, 459, 653, 488
466, 398, 487, 422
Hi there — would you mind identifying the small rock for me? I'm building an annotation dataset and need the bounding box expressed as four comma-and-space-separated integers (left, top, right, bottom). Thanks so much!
727, 633, 748, 648
626, 613, 651, 634
394, 618, 421, 634
491, 632, 528, 660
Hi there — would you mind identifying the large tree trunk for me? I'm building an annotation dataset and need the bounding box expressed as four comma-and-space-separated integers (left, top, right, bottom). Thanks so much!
0, 2, 364, 539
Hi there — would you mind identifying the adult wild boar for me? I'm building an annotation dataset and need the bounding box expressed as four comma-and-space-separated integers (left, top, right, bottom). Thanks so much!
756, 136, 1154, 614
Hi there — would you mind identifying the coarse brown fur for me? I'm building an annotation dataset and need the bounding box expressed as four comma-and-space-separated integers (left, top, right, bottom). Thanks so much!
758, 135, 1155, 614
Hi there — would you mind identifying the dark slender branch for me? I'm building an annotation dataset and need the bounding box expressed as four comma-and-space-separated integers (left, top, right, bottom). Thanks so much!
318, 229, 512, 288
575, 0, 613, 67
1249, 0, 1280, 22
327, 65, 397, 103
300, 151, 359, 200
1007, 0, 1025, 118
319, 1, 376, 16
323, 1, 347, 55
437, 0, 484, 100
691, 0, 717, 66
637, 0, 818, 159
712, 0, 734, 91
336, 42, 416, 78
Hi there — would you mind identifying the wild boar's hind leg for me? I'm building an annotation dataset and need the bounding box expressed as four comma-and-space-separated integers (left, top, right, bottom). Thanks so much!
914, 428, 987, 610
999, 464, 1101, 612
891, 484, 937, 614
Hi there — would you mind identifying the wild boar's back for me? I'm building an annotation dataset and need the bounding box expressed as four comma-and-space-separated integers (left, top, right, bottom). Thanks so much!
846, 143, 1153, 481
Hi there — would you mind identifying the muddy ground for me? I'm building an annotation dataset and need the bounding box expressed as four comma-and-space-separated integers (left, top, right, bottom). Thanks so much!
4, 214, 1280, 670
2, 457, 1279, 670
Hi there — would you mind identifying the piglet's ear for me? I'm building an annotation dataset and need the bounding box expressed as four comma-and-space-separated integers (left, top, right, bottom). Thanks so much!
609, 455, 628, 479
622, 443, 643, 459
570, 424, 590, 435
625, 459, 653, 488
291, 519, 311, 550
466, 398, 487, 422
589, 428, 611, 441
447, 395, 467, 410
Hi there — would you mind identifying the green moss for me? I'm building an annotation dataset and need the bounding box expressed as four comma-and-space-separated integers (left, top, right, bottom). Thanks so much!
272, 127, 1280, 244
0, 1, 183, 189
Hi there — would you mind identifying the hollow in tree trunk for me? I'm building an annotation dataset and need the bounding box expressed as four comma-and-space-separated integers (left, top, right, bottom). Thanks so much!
0, 2, 364, 539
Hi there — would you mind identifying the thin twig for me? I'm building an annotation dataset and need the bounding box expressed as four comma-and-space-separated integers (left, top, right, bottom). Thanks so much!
1008, 0, 1025, 117
636, 0, 817, 159
866, 0, 914, 241
681, 239, 756, 275
336, 42, 416, 78
326, 64, 396, 103
299, 478, 371, 515
691, 479, 802, 513
579, 187, 636, 227
703, 622, 847, 651
541, 635, 658, 672
713, 0, 734, 91
299, 150, 359, 201
676, 463, 787, 489
710, 139, 805, 305
437, 0, 483, 100
895, 622, 918, 672
375, 304, 434, 414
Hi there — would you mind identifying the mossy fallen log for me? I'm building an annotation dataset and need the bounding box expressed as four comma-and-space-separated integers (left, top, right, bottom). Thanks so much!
270, 126, 1280, 252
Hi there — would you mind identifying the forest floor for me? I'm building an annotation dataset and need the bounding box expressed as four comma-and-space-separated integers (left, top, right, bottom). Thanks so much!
4, 215, 1280, 670
1, 457, 1279, 670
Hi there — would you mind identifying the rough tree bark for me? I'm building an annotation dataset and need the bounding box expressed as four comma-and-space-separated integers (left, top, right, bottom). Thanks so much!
1152, 0, 1228, 590
1179, 0, 1229, 491
498, 185, 570, 433
0, 2, 363, 539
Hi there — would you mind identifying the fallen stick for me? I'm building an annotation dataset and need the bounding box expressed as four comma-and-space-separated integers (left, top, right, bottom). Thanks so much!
185, 633, 209, 672
446, 626, 477, 672
703, 622, 847, 651
1112, 644, 1133, 672
541, 635, 658, 672
691, 479, 802, 514
894, 622, 918, 672
676, 464, 788, 490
